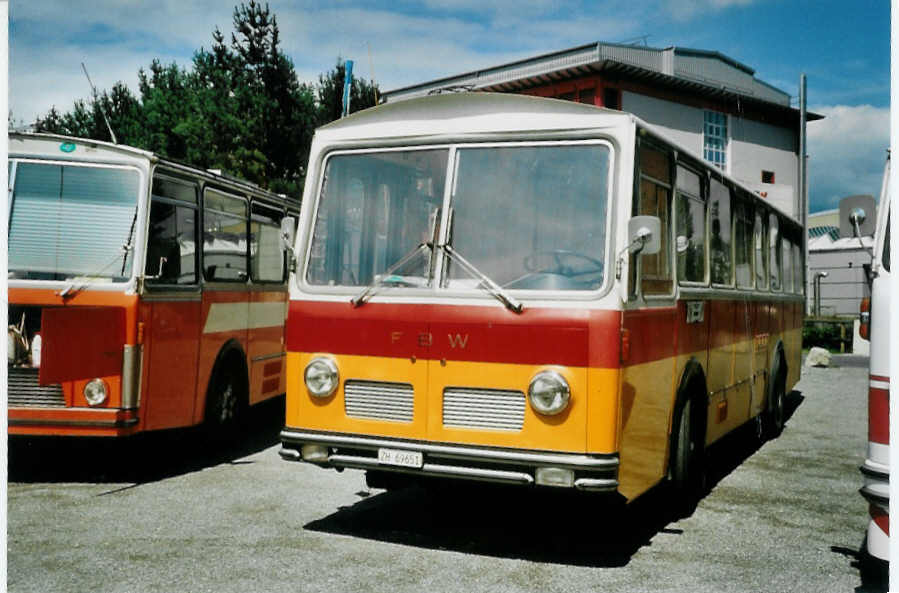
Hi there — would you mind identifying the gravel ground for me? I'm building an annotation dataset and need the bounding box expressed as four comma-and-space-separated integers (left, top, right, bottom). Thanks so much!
7, 356, 883, 593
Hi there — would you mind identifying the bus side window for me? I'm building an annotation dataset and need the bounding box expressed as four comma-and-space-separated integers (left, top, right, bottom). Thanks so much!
635, 144, 673, 297
675, 165, 706, 284
769, 213, 781, 291
203, 189, 249, 282
734, 197, 754, 288
793, 242, 803, 294
250, 202, 286, 283
146, 175, 198, 285
709, 178, 733, 286
782, 235, 793, 294
754, 210, 768, 290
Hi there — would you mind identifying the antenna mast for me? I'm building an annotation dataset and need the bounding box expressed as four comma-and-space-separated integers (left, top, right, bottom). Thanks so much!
81, 63, 118, 144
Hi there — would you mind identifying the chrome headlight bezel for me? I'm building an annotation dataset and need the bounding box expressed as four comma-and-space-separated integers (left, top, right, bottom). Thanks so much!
304, 357, 339, 398
528, 370, 570, 416
84, 378, 109, 407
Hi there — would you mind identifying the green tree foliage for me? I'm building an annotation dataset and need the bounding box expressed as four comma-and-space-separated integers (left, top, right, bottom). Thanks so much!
32, 1, 376, 199
316, 59, 380, 127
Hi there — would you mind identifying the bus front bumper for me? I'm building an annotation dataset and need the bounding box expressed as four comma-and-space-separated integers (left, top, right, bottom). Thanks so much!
279, 429, 619, 492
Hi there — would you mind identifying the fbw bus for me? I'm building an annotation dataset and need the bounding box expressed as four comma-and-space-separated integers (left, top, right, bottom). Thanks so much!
7, 132, 297, 437
278, 94, 804, 504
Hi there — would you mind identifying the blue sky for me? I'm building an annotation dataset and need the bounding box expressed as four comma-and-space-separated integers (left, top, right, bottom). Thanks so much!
9, 0, 890, 213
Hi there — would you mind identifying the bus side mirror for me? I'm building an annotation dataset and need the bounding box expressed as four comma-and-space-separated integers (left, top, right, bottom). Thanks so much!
280, 216, 297, 273
280, 217, 297, 252
627, 216, 661, 255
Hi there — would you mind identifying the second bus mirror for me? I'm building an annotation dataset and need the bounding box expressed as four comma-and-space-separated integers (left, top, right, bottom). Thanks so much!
280, 217, 297, 252
627, 215, 661, 255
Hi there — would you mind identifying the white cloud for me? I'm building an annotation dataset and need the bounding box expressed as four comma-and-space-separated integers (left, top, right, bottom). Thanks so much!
807, 104, 890, 211
664, 0, 756, 21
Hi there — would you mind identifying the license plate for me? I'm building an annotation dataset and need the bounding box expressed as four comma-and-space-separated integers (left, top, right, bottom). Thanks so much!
377, 448, 423, 469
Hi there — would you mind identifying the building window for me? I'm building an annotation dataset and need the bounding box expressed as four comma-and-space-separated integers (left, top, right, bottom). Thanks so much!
703, 111, 728, 171
602, 88, 621, 110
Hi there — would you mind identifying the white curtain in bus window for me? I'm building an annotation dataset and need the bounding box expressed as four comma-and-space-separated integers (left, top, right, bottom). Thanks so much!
782, 236, 794, 294
448, 144, 609, 291
768, 213, 781, 291
754, 211, 768, 289
203, 190, 248, 282
734, 198, 754, 288
792, 243, 803, 294
250, 205, 284, 282
709, 178, 732, 285
307, 149, 448, 287
9, 163, 140, 281
675, 166, 706, 283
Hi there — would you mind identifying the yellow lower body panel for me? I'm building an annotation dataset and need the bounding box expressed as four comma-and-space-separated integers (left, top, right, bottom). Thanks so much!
285, 352, 620, 455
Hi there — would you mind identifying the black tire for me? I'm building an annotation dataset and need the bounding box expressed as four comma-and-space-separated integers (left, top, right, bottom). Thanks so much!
204, 358, 247, 441
670, 397, 705, 516
762, 357, 787, 440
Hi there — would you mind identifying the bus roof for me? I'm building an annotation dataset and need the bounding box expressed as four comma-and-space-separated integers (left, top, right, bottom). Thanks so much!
9, 131, 295, 207
316, 92, 636, 141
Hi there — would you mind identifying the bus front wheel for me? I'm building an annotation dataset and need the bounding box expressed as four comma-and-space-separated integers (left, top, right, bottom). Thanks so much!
204, 356, 248, 441
670, 397, 705, 516
762, 359, 787, 440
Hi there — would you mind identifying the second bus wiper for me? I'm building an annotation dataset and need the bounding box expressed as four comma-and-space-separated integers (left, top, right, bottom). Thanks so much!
441, 244, 523, 314
351, 243, 432, 308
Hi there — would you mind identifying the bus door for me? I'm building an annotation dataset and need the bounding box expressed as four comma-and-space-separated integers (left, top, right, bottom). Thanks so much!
142, 174, 202, 430
247, 202, 289, 405
197, 188, 251, 418
620, 142, 678, 498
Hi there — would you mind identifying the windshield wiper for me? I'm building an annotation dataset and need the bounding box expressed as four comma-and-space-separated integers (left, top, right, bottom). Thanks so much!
58, 242, 133, 299
351, 243, 432, 308
441, 244, 523, 314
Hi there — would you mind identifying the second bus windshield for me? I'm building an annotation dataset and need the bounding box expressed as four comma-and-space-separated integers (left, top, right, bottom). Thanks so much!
306, 143, 610, 292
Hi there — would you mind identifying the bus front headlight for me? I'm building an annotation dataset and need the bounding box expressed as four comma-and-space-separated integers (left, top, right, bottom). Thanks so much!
304, 357, 339, 398
528, 370, 570, 416
84, 378, 109, 406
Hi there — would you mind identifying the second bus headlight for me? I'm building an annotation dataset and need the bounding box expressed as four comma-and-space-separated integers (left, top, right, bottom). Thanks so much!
528, 370, 570, 416
304, 357, 339, 398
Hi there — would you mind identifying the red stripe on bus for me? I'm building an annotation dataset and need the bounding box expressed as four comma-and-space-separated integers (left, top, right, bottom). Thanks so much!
285, 301, 620, 367
870, 374, 890, 384
869, 386, 890, 445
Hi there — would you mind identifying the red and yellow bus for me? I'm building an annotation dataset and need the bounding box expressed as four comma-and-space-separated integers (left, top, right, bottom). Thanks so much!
278, 93, 804, 504
7, 132, 297, 437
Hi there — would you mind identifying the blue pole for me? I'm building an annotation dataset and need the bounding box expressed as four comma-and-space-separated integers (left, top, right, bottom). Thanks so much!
342, 60, 354, 118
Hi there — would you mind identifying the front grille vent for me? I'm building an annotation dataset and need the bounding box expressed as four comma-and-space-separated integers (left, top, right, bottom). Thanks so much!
7, 367, 65, 408
443, 387, 525, 431
344, 380, 414, 423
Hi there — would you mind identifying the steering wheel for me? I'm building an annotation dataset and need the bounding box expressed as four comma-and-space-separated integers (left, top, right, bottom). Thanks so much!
523, 249, 604, 277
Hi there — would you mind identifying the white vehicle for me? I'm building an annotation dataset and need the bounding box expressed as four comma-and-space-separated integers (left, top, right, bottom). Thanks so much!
859, 156, 890, 563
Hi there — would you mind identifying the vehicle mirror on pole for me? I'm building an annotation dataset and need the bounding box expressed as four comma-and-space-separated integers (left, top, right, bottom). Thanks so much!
280, 216, 297, 252
627, 215, 661, 255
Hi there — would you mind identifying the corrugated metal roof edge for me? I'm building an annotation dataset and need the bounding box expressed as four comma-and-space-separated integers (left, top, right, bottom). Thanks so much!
383, 40, 822, 120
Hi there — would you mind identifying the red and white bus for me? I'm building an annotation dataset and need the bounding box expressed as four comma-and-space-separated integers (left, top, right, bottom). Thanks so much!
859, 156, 890, 563
7, 132, 297, 437
278, 93, 804, 506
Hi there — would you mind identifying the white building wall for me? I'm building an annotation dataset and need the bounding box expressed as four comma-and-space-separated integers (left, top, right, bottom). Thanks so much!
622, 91, 799, 219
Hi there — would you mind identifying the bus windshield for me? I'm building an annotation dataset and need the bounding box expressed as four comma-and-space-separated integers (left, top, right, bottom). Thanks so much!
9, 162, 141, 282
306, 142, 611, 292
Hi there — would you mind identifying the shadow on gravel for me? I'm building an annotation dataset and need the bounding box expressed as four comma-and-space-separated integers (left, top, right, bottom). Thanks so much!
8, 396, 285, 485
305, 390, 805, 567
830, 543, 888, 593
